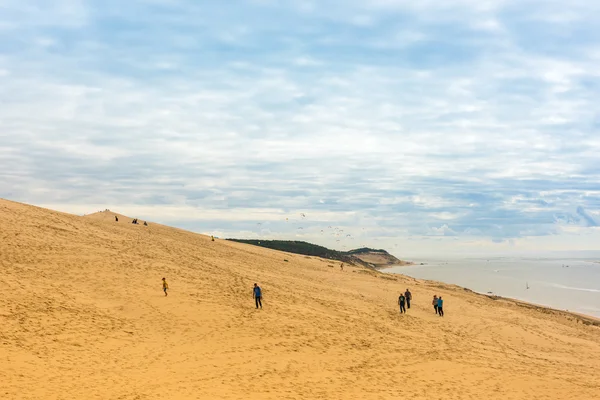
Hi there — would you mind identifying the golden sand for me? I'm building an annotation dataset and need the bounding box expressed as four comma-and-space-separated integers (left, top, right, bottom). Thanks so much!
1, 199, 599, 399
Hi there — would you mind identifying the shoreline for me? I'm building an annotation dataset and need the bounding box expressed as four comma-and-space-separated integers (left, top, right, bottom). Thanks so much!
492, 294, 600, 326
372, 261, 416, 270
380, 268, 600, 326
473, 287, 600, 326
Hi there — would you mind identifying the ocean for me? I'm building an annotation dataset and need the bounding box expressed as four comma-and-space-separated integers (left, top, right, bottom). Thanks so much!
385, 256, 600, 318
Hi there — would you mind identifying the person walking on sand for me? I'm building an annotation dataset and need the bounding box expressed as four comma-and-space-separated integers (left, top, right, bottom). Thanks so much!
340, 263, 344, 271
115, 216, 118, 222
253, 283, 263, 309
405, 288, 412, 309
437, 296, 444, 317
162, 277, 169, 296
433, 295, 439, 314
398, 293, 406, 314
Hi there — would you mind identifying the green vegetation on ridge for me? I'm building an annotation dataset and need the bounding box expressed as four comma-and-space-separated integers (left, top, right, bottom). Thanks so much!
226, 239, 401, 269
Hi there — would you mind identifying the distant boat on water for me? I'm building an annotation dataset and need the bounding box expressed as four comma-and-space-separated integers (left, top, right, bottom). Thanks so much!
526, 282, 530, 290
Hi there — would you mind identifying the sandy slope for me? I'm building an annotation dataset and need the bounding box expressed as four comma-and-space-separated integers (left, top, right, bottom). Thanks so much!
350, 251, 413, 268
1, 199, 599, 400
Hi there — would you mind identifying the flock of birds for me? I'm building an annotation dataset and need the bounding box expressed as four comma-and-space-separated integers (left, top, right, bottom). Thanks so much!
253, 212, 378, 249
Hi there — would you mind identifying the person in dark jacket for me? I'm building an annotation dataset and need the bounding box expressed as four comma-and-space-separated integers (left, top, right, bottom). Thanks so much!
398, 293, 406, 314
405, 289, 412, 309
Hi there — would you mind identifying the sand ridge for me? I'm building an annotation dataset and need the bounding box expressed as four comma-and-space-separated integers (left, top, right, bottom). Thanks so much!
1, 199, 600, 399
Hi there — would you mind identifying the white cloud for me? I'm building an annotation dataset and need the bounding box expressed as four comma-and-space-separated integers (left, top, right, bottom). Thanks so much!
0, 0, 599, 254
430, 224, 458, 236
292, 57, 323, 67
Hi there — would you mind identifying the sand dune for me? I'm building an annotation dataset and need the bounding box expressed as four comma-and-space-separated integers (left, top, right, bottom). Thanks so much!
1, 199, 599, 399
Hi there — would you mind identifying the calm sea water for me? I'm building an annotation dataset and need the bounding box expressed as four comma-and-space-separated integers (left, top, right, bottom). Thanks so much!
386, 257, 600, 318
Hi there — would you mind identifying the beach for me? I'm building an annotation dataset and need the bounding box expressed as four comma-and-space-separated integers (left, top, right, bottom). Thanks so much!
2, 199, 600, 400
386, 257, 600, 318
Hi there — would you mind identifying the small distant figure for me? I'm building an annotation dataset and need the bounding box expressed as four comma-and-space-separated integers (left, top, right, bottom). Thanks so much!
115, 216, 118, 222
143, 221, 148, 226
437, 296, 444, 317
340, 263, 344, 271
132, 218, 138, 224
433, 295, 439, 314
253, 283, 262, 309
162, 277, 169, 296
405, 288, 412, 309
211, 235, 215, 241
398, 293, 406, 314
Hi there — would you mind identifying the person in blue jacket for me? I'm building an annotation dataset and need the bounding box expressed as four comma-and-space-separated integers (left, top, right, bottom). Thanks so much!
253, 283, 263, 309
437, 296, 444, 317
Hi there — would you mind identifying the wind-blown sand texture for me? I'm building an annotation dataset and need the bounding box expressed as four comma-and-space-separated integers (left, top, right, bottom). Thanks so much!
1, 199, 600, 400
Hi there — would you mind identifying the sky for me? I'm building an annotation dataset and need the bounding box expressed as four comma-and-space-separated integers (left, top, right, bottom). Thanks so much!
1, 0, 600, 257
